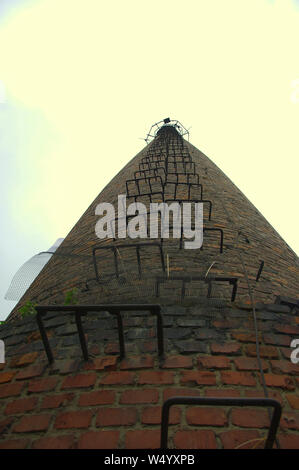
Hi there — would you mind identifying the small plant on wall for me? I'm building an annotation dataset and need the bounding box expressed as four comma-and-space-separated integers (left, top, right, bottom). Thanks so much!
18, 301, 37, 318
63, 288, 79, 306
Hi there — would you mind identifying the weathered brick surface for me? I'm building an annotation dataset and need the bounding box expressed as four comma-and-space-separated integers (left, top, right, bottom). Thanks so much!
186, 407, 227, 426
96, 408, 137, 426
125, 430, 160, 449
211, 342, 241, 355
41, 393, 74, 409
0, 372, 15, 384
234, 357, 268, 371
198, 356, 230, 369
120, 355, 155, 370
279, 433, 299, 449
0, 382, 24, 398
263, 374, 295, 390
246, 344, 279, 358
231, 408, 270, 428
138, 371, 174, 385
5, 397, 38, 415
141, 406, 180, 425
61, 373, 96, 389
99, 371, 135, 385
280, 412, 299, 431
120, 389, 159, 404
180, 371, 216, 385
83, 356, 117, 371
55, 410, 93, 429
32, 436, 76, 449
204, 388, 241, 397
286, 395, 299, 410
173, 430, 217, 449
13, 414, 51, 433
78, 431, 119, 449
15, 364, 46, 380
10, 352, 39, 368
162, 355, 193, 369
220, 430, 261, 449
28, 377, 58, 393
78, 390, 115, 406
221, 371, 256, 386
0, 439, 29, 449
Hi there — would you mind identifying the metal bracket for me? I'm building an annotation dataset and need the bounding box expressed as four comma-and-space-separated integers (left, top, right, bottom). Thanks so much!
134, 167, 167, 182
126, 175, 164, 198
155, 275, 238, 301
93, 242, 165, 280
160, 396, 282, 449
165, 198, 212, 221
179, 227, 224, 253
36, 304, 164, 364
255, 260, 264, 282
164, 182, 203, 201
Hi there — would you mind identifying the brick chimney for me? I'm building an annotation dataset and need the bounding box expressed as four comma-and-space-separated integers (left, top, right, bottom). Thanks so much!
0, 119, 298, 449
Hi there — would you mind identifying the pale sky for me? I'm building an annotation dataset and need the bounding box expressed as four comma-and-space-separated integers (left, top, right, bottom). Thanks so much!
0, 0, 298, 320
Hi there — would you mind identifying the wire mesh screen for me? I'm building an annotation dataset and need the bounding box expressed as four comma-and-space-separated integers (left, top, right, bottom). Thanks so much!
4, 238, 64, 301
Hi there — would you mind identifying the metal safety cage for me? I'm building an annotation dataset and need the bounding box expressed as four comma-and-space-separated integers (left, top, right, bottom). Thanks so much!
164, 181, 203, 201
155, 275, 238, 301
165, 172, 200, 185
166, 160, 196, 175
140, 154, 166, 164
125, 175, 165, 198
145, 118, 189, 144
166, 155, 193, 165
127, 192, 165, 204
165, 198, 212, 221
139, 160, 166, 172
92, 242, 166, 280
134, 167, 167, 183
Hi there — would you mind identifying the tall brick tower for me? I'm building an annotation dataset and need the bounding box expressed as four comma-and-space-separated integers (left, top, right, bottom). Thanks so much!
0, 119, 298, 449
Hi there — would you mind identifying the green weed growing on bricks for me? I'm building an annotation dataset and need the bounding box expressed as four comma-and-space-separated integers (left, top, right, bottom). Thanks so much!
18, 300, 37, 318
63, 288, 79, 305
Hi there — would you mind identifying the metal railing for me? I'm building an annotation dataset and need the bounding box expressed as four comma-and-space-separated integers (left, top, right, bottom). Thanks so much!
36, 304, 164, 364
160, 396, 282, 449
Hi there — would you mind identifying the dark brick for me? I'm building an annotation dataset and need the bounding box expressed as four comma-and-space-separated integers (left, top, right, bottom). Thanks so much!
61, 373, 96, 389
141, 406, 181, 425
5, 397, 38, 415
41, 393, 74, 409
125, 430, 160, 449
55, 410, 93, 429
13, 414, 51, 433
186, 407, 227, 426
176, 341, 208, 353
231, 408, 269, 428
96, 408, 137, 426
165, 328, 191, 339
181, 371, 216, 385
120, 389, 159, 404
78, 431, 119, 449
79, 390, 115, 406
220, 430, 261, 449
32, 435, 76, 449
174, 430, 217, 449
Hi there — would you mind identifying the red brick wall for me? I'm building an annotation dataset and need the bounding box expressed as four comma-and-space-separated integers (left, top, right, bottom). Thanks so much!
0, 302, 298, 449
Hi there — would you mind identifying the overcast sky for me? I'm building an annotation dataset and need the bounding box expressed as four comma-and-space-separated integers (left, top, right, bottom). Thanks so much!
0, 0, 298, 320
